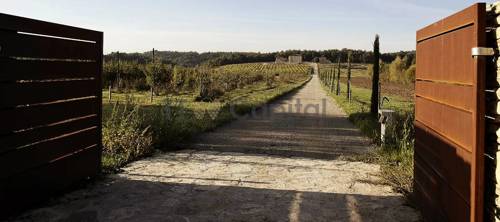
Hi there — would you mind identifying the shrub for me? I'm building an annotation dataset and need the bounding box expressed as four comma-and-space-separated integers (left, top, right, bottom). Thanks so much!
388, 56, 406, 82
384, 110, 415, 151
196, 69, 224, 102
379, 109, 415, 194
103, 61, 146, 91
404, 65, 416, 84
102, 100, 154, 171
172, 66, 198, 91
378, 55, 415, 84
146, 98, 204, 148
142, 61, 173, 95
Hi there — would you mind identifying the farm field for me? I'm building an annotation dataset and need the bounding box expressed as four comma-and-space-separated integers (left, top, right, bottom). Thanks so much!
101, 63, 311, 171
320, 63, 414, 102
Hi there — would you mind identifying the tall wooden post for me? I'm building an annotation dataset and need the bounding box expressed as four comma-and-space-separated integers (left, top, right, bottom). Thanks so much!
327, 69, 330, 85
150, 48, 155, 103
336, 57, 341, 95
116, 51, 121, 91
330, 69, 335, 92
347, 51, 352, 102
108, 84, 112, 102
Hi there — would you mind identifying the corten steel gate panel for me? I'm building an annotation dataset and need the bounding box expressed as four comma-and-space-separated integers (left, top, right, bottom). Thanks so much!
0, 14, 103, 217
415, 3, 485, 222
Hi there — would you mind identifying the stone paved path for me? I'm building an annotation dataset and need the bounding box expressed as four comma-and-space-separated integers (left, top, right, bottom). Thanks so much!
13, 74, 420, 222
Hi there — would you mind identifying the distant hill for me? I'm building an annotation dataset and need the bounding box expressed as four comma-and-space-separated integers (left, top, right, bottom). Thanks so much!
104, 49, 415, 67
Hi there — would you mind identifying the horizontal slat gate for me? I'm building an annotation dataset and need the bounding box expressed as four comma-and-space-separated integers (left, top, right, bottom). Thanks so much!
0, 13, 103, 217
415, 3, 485, 222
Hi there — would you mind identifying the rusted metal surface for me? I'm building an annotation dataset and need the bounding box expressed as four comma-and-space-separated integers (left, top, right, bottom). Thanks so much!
0, 13, 102, 218
415, 3, 485, 222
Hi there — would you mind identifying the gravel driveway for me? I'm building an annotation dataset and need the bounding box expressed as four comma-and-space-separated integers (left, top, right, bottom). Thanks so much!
13, 74, 420, 222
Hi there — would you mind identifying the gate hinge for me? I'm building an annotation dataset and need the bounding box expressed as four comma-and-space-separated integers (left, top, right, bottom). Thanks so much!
471, 47, 496, 57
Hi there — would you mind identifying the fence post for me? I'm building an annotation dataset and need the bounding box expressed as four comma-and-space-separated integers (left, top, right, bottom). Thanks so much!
330, 69, 335, 92
150, 48, 155, 103
347, 52, 352, 102
117, 51, 121, 92
336, 57, 341, 95
108, 84, 112, 102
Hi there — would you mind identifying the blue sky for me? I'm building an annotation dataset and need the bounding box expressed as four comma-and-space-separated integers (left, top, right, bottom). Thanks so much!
3, 0, 480, 53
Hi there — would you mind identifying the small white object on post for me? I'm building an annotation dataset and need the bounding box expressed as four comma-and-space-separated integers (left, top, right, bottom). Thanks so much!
378, 109, 396, 143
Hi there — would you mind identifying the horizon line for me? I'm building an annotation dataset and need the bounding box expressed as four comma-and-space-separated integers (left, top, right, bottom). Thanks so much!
104, 48, 417, 55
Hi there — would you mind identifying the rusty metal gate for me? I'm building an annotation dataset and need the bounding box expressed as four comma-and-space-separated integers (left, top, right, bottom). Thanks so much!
415, 3, 485, 222
0, 13, 103, 217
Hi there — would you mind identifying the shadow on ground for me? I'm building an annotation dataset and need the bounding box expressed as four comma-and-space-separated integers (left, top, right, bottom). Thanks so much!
187, 112, 372, 160
14, 177, 418, 222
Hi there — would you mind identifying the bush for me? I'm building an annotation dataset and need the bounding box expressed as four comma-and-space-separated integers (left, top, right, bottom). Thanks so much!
384, 110, 414, 150
388, 55, 415, 84
404, 65, 416, 84
103, 61, 148, 91
388, 56, 405, 82
146, 98, 200, 147
196, 69, 225, 102
379, 109, 415, 194
172, 66, 198, 91
142, 61, 173, 95
102, 100, 154, 171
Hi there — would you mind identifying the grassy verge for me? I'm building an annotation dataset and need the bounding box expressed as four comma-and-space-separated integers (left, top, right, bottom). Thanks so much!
101, 76, 311, 172
321, 81, 415, 196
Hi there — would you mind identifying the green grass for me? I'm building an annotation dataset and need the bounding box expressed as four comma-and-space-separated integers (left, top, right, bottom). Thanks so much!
321, 78, 415, 197
323, 81, 412, 138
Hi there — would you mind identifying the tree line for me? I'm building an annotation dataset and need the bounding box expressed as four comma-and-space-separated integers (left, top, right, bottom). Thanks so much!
104, 49, 415, 67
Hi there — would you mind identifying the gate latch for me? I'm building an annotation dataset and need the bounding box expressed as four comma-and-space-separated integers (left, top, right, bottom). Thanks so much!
472, 47, 496, 57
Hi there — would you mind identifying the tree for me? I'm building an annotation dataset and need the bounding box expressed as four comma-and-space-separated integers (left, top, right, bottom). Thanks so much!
370, 35, 380, 116
143, 49, 163, 103
143, 62, 163, 103
388, 56, 405, 82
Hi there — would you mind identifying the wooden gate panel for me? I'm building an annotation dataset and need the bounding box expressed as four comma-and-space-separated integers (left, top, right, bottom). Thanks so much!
415, 3, 485, 222
0, 13, 103, 217
415, 122, 472, 203
0, 58, 97, 81
416, 97, 474, 150
0, 80, 97, 108
415, 81, 474, 112
0, 115, 98, 154
0, 146, 100, 213
0, 29, 98, 60
0, 98, 98, 134
415, 154, 470, 221
416, 24, 476, 84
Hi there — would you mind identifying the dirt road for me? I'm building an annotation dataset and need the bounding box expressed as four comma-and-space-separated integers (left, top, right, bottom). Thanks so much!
14, 74, 419, 222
